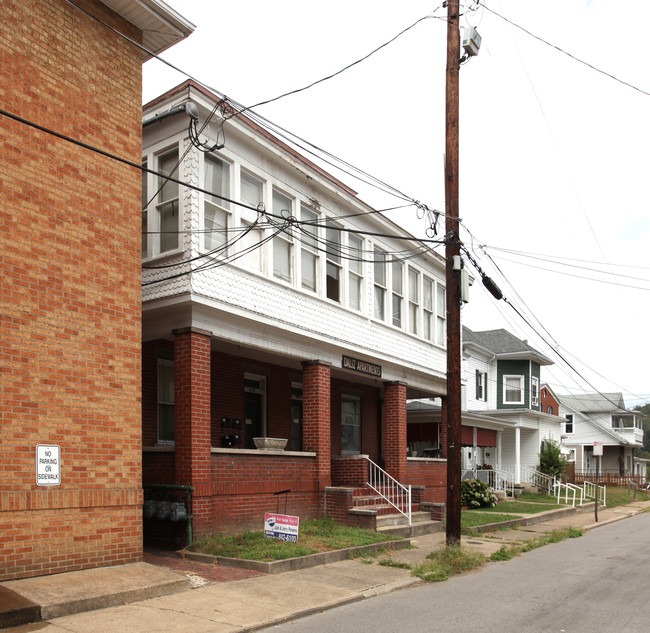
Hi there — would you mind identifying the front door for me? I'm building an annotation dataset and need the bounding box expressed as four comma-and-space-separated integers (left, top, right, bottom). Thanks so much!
341, 394, 361, 454
244, 374, 266, 449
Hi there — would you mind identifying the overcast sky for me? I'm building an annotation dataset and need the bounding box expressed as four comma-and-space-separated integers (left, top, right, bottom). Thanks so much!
143, 0, 649, 408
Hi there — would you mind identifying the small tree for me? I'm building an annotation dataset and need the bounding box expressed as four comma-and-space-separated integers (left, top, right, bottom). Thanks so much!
539, 439, 567, 480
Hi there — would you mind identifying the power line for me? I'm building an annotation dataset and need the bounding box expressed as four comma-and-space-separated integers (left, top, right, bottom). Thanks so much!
483, 4, 650, 97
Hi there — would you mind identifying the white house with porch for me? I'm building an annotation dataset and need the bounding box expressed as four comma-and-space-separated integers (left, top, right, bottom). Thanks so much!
558, 393, 644, 485
407, 327, 564, 489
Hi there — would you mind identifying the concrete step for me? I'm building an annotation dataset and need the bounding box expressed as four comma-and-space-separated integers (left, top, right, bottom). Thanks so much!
0, 585, 41, 629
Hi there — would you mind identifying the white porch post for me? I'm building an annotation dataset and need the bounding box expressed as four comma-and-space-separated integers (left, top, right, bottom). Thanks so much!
472, 427, 478, 473
515, 426, 521, 484
497, 431, 502, 471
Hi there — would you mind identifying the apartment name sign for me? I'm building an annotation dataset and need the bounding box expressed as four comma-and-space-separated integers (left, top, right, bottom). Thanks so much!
342, 355, 382, 378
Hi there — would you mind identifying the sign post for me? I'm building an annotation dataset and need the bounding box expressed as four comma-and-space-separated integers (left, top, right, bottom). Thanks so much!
593, 441, 603, 522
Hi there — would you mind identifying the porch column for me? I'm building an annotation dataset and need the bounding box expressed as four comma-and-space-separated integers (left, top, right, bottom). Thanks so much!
302, 360, 331, 489
497, 431, 502, 471
384, 381, 407, 482
515, 426, 521, 484
173, 327, 212, 536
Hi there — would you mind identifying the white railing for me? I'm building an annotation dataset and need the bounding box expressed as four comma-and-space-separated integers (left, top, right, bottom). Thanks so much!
520, 466, 556, 494
465, 468, 514, 498
366, 457, 411, 525
583, 481, 607, 506
554, 481, 577, 507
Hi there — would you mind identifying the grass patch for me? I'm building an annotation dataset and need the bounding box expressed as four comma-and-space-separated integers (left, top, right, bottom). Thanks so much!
378, 559, 412, 570
488, 527, 584, 562
601, 487, 649, 509
412, 545, 486, 582
187, 518, 400, 562
480, 501, 563, 514
461, 512, 521, 528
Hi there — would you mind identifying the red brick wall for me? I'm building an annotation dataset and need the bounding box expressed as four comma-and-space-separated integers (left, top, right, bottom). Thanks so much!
405, 460, 447, 503
383, 382, 407, 479
331, 456, 369, 487
207, 453, 322, 534
0, 0, 144, 580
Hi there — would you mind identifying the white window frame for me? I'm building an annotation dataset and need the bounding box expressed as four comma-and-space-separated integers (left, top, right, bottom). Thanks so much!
142, 158, 149, 257
272, 189, 294, 283
531, 376, 539, 407
325, 219, 342, 302
423, 276, 434, 342
436, 282, 446, 347
391, 259, 403, 328
476, 370, 487, 401
238, 169, 265, 272
300, 204, 319, 292
203, 154, 231, 253
408, 267, 419, 335
347, 233, 363, 311
503, 375, 524, 405
155, 147, 181, 256
564, 414, 574, 434
373, 248, 387, 321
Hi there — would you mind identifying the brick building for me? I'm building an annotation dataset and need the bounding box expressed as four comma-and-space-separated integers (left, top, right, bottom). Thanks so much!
141, 81, 448, 546
0, 0, 193, 580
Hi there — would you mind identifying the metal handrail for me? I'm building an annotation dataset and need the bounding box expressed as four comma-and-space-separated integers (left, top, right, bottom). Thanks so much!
365, 457, 411, 525
583, 481, 607, 506
554, 481, 577, 507
520, 465, 556, 494
469, 468, 514, 498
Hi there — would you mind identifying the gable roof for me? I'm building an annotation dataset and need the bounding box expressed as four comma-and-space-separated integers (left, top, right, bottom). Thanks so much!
558, 392, 628, 414
462, 327, 553, 365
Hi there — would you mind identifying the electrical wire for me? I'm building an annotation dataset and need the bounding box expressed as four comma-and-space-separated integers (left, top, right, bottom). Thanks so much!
483, 4, 650, 97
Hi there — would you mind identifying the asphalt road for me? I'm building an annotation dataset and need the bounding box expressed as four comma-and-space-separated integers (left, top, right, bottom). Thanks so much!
263, 511, 650, 633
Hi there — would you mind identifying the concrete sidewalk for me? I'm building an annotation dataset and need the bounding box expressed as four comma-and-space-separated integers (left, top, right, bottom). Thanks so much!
2, 499, 649, 633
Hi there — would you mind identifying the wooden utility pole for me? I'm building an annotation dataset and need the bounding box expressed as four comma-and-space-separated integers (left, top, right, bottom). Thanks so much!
444, 0, 462, 546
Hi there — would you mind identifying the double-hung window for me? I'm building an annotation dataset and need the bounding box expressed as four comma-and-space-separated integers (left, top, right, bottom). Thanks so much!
408, 267, 419, 335
503, 375, 524, 405
326, 220, 341, 302
272, 190, 293, 282
476, 370, 487, 401
239, 170, 264, 271
391, 260, 403, 327
423, 276, 434, 341
203, 155, 230, 252
348, 234, 363, 311
436, 283, 446, 346
157, 149, 180, 254
300, 205, 318, 292
564, 414, 574, 434
374, 248, 387, 320
157, 359, 174, 443
531, 376, 540, 407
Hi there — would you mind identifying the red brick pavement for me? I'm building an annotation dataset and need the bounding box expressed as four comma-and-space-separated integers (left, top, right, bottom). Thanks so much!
143, 550, 264, 583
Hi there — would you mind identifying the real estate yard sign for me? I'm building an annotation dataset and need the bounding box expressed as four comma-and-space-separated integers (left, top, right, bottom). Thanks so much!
264, 513, 299, 543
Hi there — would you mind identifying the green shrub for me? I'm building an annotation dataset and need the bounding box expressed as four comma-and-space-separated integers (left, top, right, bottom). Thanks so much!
539, 439, 567, 479
461, 478, 499, 508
